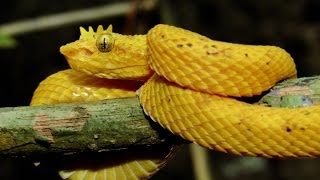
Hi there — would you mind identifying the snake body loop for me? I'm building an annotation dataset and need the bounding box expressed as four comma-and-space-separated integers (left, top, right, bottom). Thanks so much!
31, 24, 320, 180
139, 25, 320, 158
147, 25, 297, 97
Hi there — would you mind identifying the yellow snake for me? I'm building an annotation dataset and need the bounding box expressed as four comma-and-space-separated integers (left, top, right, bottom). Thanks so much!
31, 24, 320, 179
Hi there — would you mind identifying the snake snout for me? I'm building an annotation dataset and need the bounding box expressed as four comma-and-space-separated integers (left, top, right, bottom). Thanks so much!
60, 45, 94, 60
60, 45, 75, 58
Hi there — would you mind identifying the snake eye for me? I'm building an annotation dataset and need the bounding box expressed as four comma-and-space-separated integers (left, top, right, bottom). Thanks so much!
96, 33, 115, 52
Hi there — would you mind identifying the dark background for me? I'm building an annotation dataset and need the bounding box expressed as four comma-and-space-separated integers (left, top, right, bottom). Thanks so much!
0, 0, 320, 179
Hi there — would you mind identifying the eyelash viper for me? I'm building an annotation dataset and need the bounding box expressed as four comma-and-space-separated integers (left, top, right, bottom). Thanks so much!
30, 24, 320, 180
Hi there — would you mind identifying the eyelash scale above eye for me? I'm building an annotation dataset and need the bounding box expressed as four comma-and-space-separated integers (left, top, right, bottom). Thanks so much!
96, 33, 115, 52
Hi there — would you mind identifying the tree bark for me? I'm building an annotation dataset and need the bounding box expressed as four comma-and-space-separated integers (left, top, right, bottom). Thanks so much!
259, 76, 320, 107
0, 96, 180, 160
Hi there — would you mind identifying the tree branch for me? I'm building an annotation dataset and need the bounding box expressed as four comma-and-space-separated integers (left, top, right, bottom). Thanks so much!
0, 76, 319, 160
0, 96, 180, 160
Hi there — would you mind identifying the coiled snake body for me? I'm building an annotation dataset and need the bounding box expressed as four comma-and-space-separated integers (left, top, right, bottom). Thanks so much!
31, 24, 320, 179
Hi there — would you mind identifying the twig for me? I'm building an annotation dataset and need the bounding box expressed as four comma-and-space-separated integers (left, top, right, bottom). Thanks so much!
190, 144, 214, 180
0, 2, 133, 36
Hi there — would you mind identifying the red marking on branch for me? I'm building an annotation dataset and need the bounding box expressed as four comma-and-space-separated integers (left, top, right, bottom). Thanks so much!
33, 110, 88, 143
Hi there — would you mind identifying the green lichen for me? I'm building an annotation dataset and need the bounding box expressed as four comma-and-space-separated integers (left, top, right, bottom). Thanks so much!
259, 76, 320, 107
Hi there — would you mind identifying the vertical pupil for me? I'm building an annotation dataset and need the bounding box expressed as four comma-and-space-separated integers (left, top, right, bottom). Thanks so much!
103, 38, 106, 49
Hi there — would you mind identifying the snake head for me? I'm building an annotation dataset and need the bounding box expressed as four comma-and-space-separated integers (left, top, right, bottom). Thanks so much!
60, 25, 153, 81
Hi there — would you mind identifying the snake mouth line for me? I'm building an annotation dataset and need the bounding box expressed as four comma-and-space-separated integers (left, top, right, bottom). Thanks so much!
64, 57, 152, 81
66, 56, 149, 70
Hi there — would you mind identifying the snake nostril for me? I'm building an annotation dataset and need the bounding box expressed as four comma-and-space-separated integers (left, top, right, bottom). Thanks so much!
80, 48, 93, 56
